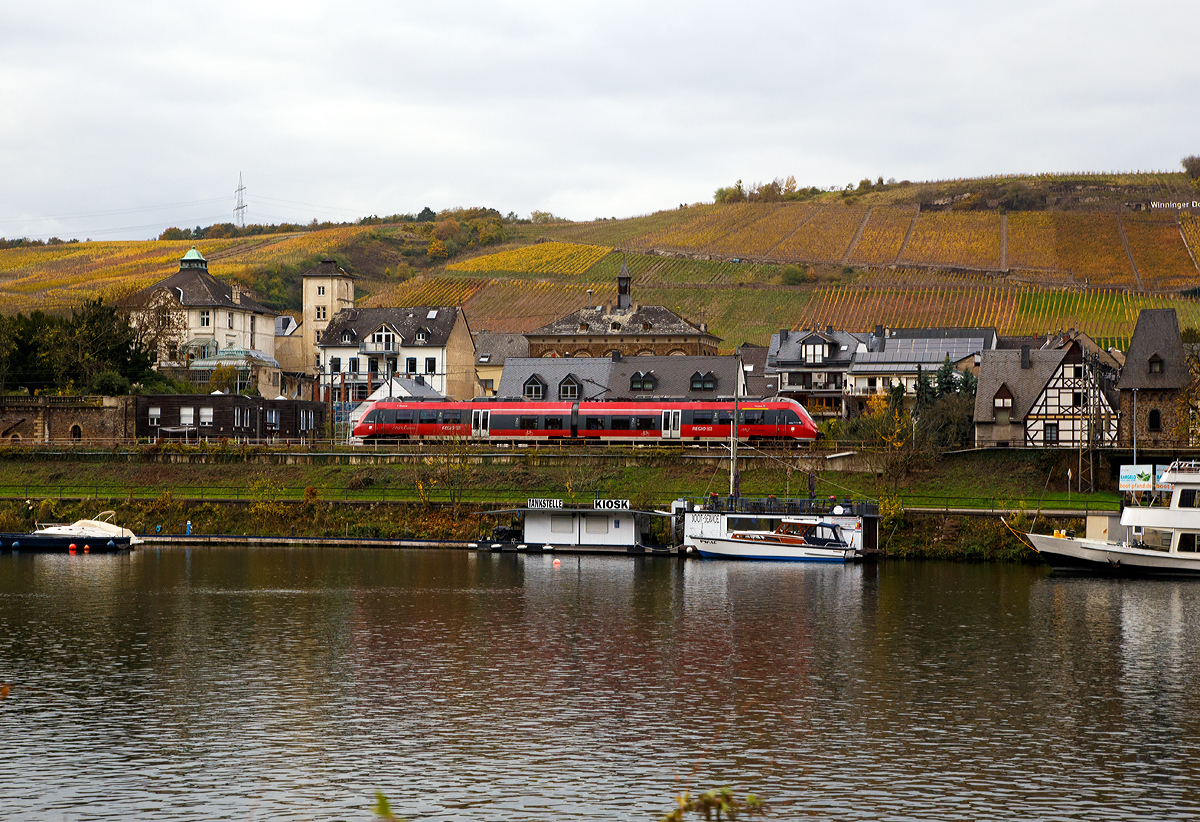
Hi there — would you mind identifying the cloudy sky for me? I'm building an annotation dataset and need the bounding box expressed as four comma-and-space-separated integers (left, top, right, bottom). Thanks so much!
2, 1, 1198, 241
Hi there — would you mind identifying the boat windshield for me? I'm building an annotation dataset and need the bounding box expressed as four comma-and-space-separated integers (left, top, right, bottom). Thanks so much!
804, 523, 845, 546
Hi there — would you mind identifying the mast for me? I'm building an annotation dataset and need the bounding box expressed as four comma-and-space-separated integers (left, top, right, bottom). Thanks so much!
730, 354, 740, 498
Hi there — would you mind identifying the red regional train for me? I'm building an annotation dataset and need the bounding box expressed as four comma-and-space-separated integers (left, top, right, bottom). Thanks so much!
352, 397, 820, 444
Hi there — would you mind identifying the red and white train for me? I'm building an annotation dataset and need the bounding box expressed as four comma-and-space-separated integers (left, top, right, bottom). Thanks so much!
352, 397, 820, 444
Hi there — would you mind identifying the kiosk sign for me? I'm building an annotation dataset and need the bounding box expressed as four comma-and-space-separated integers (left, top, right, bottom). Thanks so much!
593, 499, 631, 510
527, 498, 563, 509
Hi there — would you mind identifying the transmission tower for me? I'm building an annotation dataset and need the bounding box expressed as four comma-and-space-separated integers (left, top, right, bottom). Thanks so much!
234, 172, 247, 228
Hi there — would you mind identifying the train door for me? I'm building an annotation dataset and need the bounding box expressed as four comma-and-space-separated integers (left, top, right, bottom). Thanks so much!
471, 409, 490, 439
661, 409, 681, 439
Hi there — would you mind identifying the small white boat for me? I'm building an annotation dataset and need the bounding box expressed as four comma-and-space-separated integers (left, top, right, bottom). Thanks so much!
1, 511, 142, 553
692, 516, 856, 562
1027, 460, 1200, 576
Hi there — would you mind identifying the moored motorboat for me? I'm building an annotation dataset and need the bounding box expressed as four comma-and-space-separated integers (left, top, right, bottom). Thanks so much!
1027, 460, 1200, 576
0, 511, 141, 553
692, 516, 855, 562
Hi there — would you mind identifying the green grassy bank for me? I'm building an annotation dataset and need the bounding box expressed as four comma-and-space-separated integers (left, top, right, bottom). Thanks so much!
0, 448, 1110, 562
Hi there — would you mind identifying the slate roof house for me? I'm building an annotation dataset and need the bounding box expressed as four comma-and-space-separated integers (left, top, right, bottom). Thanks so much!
736, 343, 778, 398
525, 270, 720, 358
1117, 308, 1188, 448
317, 306, 475, 401
766, 327, 867, 418
122, 247, 279, 392
845, 326, 996, 416
973, 340, 1119, 448
496, 354, 746, 402
474, 332, 530, 397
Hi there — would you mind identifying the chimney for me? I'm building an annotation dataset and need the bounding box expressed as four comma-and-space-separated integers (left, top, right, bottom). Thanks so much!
1021, 345, 1031, 369
874, 324, 883, 337
611, 351, 622, 363
826, 325, 833, 335
779, 329, 789, 343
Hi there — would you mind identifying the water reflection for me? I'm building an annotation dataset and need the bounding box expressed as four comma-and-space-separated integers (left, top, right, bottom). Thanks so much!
1, 551, 1199, 820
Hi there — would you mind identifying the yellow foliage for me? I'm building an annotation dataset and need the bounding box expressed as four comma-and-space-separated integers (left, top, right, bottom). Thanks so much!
448, 241, 610, 275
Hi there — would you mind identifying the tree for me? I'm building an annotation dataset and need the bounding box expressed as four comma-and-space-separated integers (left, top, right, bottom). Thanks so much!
427, 239, 449, 260
416, 206, 436, 222
714, 180, 745, 204
1183, 156, 1200, 180
208, 364, 241, 393
432, 218, 459, 241
959, 369, 977, 398
935, 355, 958, 398
781, 264, 807, 285
848, 386, 914, 489
922, 393, 975, 451
914, 365, 936, 409
0, 314, 16, 394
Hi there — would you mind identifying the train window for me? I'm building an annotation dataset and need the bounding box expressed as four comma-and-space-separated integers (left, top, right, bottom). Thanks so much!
381, 409, 398, 424
443, 410, 463, 424
519, 416, 538, 429
419, 410, 439, 423
717, 411, 733, 425
544, 417, 564, 430
634, 416, 656, 430
692, 410, 715, 424
782, 409, 801, 425
361, 409, 378, 423
742, 410, 765, 425
611, 418, 631, 430
395, 411, 414, 424
585, 416, 605, 430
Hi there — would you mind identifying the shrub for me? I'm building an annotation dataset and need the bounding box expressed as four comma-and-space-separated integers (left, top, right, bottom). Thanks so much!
90, 371, 130, 395
781, 264, 807, 285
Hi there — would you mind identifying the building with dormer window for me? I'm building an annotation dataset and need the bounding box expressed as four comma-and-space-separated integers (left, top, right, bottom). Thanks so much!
1118, 308, 1187, 448
766, 326, 868, 418
524, 268, 720, 358
317, 306, 475, 401
497, 354, 745, 401
974, 340, 1119, 448
121, 247, 279, 392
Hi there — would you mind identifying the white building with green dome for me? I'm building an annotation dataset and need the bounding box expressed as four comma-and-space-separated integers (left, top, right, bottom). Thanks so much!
121, 247, 281, 391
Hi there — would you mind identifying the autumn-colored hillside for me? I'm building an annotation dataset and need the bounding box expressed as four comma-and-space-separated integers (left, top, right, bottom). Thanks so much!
4, 169, 1200, 351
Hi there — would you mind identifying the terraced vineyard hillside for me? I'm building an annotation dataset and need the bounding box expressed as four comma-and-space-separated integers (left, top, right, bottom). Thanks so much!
520, 202, 1200, 292
4, 170, 1200, 353
0, 225, 418, 312
382, 246, 1200, 349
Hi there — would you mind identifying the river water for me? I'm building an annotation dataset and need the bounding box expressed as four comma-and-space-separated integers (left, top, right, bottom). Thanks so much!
1, 549, 1199, 821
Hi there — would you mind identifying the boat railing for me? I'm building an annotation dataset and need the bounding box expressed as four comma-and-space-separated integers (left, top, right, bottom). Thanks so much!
1166, 460, 1200, 475
694, 495, 878, 518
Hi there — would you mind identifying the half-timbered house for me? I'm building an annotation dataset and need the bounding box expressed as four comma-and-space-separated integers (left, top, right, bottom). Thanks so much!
974, 341, 1119, 448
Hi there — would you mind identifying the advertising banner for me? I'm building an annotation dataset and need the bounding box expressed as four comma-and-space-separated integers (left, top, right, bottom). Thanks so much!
1156, 464, 1175, 492
1119, 465, 1154, 491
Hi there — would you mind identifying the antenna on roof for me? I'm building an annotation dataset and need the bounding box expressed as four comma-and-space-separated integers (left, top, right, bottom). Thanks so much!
234, 172, 247, 228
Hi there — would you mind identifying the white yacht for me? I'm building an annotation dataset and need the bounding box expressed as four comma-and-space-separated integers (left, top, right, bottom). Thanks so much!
1028, 460, 1200, 575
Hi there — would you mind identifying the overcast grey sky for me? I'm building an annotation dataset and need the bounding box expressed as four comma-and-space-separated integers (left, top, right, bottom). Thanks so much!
2, 1, 1198, 241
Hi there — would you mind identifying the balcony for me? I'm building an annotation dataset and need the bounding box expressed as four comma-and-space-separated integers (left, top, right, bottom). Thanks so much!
359, 341, 396, 353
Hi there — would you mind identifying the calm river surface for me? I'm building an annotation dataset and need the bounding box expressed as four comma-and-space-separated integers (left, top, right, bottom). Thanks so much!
2, 548, 1200, 821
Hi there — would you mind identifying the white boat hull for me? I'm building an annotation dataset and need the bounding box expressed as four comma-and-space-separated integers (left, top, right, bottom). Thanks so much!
693, 536, 854, 562
1028, 532, 1200, 577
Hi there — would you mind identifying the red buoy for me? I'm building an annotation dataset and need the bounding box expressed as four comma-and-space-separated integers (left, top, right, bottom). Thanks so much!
68, 544, 76, 554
